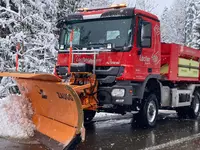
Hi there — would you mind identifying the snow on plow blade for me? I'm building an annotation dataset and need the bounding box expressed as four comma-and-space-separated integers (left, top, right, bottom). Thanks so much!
0, 72, 84, 149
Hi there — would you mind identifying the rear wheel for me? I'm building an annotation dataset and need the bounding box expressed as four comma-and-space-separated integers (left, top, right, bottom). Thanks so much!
176, 91, 200, 119
84, 110, 96, 123
188, 92, 200, 119
136, 93, 158, 128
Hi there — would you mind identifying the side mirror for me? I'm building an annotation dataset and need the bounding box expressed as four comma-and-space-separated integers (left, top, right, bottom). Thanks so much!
140, 20, 152, 48
138, 18, 152, 55
141, 21, 152, 47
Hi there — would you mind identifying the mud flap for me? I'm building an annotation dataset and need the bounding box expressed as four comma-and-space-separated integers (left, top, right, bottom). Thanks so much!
0, 72, 84, 149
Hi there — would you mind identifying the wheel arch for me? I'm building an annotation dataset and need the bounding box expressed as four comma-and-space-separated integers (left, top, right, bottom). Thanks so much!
194, 86, 200, 94
188, 84, 200, 96
138, 75, 162, 106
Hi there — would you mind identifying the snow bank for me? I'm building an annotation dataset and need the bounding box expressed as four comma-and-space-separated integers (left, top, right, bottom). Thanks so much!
0, 95, 35, 139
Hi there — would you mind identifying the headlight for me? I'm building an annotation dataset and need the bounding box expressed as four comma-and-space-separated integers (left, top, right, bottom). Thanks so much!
111, 89, 125, 97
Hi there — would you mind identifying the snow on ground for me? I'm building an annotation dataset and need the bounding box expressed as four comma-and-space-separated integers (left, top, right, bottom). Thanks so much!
0, 95, 35, 139
95, 112, 121, 118
94, 110, 176, 119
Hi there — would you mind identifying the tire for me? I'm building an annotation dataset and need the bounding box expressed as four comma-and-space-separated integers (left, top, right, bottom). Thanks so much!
176, 92, 200, 119
136, 93, 158, 128
84, 110, 96, 124
188, 92, 200, 119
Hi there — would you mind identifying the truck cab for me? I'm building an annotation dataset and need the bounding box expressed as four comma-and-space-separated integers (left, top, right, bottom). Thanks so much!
56, 5, 161, 81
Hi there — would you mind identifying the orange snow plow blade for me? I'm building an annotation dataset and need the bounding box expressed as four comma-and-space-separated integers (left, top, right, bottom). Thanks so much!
0, 72, 84, 149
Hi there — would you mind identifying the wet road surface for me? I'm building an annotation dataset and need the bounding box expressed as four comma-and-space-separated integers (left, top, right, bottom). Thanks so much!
2, 110, 200, 150
77, 111, 200, 150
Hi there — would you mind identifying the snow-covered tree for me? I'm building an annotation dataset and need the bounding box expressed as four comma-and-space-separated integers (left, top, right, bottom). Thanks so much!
191, 7, 200, 49
160, 7, 171, 43
0, 0, 20, 71
160, 0, 188, 44
58, 0, 111, 19
185, 0, 200, 49
185, 0, 197, 46
0, 0, 58, 73
169, 0, 187, 44
135, 0, 158, 14
57, 0, 81, 18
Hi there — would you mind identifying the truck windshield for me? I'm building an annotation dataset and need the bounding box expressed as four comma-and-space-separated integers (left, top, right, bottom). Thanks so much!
59, 17, 133, 51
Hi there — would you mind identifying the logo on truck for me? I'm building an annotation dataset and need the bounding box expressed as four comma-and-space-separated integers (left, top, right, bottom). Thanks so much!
139, 52, 160, 65
139, 55, 151, 63
56, 92, 74, 101
154, 25, 160, 35
151, 51, 160, 64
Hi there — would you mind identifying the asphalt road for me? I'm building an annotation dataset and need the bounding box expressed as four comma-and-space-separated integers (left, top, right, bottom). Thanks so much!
77, 111, 200, 150
2, 111, 200, 150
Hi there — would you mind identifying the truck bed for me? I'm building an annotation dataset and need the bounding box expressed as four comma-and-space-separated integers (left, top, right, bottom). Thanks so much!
161, 43, 200, 82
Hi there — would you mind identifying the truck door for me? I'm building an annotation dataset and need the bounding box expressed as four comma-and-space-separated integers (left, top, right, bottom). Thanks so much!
134, 15, 161, 80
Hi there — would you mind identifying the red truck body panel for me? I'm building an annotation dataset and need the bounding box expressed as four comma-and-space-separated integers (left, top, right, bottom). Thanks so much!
161, 43, 200, 82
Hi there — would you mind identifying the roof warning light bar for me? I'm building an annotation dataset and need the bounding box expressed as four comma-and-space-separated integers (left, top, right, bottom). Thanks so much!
77, 3, 127, 12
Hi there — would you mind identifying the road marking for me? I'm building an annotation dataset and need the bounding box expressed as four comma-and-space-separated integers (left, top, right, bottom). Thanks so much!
141, 133, 200, 150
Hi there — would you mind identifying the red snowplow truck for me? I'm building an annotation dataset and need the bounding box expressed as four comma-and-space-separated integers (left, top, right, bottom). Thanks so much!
55, 4, 200, 126
1, 3, 200, 149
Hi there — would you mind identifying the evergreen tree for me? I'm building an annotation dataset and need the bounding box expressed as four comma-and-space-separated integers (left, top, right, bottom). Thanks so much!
160, 0, 188, 44
57, 0, 110, 19
169, 0, 187, 44
136, 0, 158, 14
160, 7, 171, 43
186, 0, 200, 49
185, 0, 197, 47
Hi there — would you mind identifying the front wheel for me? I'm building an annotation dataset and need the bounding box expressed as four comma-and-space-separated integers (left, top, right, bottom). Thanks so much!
136, 93, 158, 128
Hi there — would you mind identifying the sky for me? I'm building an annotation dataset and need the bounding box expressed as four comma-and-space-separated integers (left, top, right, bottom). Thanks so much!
113, 0, 175, 17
